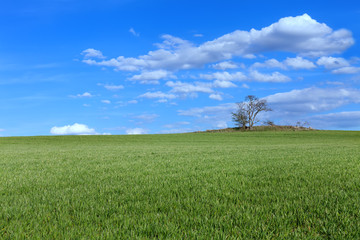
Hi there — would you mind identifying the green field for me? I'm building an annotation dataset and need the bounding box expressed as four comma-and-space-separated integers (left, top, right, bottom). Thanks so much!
1, 131, 360, 239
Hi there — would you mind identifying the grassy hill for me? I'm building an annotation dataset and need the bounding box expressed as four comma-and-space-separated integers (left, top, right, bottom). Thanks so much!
1, 131, 360, 238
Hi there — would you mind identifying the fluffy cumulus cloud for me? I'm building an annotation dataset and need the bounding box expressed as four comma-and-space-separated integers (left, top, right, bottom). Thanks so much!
211, 61, 243, 70
252, 59, 286, 69
101, 100, 111, 104
265, 87, 360, 113
103, 84, 124, 90
82, 14, 354, 72
129, 70, 175, 84
283, 57, 316, 69
249, 70, 291, 82
315, 56, 360, 74
138, 91, 176, 100
166, 81, 213, 94
126, 128, 148, 135
209, 94, 223, 101
212, 80, 237, 88
70, 92, 94, 98
200, 71, 247, 81
50, 123, 97, 135
252, 57, 316, 70
316, 56, 350, 69
81, 48, 105, 59
332, 66, 360, 74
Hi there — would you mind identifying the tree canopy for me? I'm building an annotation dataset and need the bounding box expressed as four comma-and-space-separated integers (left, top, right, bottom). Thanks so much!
232, 95, 272, 130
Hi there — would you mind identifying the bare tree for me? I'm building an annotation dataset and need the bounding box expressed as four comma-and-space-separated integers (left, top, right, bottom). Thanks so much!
232, 95, 272, 130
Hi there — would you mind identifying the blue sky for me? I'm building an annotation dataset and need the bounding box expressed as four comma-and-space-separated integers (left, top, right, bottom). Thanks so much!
1, 0, 360, 136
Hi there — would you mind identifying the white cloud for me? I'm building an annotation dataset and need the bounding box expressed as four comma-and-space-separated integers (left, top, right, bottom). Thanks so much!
83, 14, 354, 71
332, 66, 360, 74
126, 128, 148, 135
71, 92, 94, 98
246, 14, 353, 57
101, 100, 111, 104
0, 129, 5, 132
241, 83, 250, 89
128, 100, 138, 104
129, 70, 174, 84
316, 56, 350, 69
249, 70, 291, 82
81, 48, 105, 59
194, 33, 203, 37
284, 57, 316, 69
211, 61, 243, 70
166, 81, 214, 94
212, 80, 237, 88
209, 94, 223, 101
156, 99, 168, 103
129, 27, 140, 37
252, 59, 286, 69
138, 91, 176, 99
50, 123, 97, 135
252, 57, 315, 70
103, 84, 124, 91
265, 87, 360, 113
200, 71, 247, 81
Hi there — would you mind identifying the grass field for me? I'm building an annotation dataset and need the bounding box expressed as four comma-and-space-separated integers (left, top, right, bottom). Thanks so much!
1, 131, 360, 239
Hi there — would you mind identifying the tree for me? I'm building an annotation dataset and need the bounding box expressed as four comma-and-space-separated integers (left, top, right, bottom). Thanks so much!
232, 95, 272, 130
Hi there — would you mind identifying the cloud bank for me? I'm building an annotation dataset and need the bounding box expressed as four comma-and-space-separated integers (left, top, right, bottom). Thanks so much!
50, 123, 97, 135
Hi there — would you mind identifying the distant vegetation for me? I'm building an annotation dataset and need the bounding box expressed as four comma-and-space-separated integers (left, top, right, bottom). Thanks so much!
200, 124, 315, 133
1, 131, 359, 238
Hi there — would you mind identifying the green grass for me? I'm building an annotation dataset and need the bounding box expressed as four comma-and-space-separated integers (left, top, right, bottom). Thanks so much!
1, 131, 360, 239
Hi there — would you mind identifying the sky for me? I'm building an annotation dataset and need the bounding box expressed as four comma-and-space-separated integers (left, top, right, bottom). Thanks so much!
1, 0, 360, 136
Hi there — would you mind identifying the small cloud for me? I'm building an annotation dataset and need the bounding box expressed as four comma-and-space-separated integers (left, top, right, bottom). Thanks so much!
211, 61, 244, 70
209, 94, 223, 101
50, 123, 96, 135
0, 129, 5, 132
129, 70, 175, 84
128, 100, 138, 104
326, 81, 344, 86
332, 66, 360, 74
129, 28, 140, 37
101, 100, 111, 104
194, 33, 203, 37
317, 56, 350, 69
83, 104, 91, 107
249, 70, 291, 83
284, 57, 316, 69
81, 48, 105, 59
102, 84, 124, 91
156, 99, 168, 103
241, 83, 250, 89
70, 92, 94, 98
138, 91, 176, 99
126, 128, 148, 135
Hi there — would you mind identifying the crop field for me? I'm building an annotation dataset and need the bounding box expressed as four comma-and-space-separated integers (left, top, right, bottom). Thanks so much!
1, 131, 360, 239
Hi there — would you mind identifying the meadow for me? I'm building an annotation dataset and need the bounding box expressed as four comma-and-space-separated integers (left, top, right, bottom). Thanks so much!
1, 131, 359, 239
